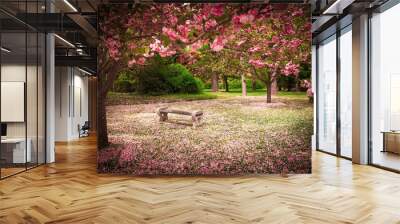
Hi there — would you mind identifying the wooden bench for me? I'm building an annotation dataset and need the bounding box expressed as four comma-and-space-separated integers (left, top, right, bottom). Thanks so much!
156, 107, 203, 127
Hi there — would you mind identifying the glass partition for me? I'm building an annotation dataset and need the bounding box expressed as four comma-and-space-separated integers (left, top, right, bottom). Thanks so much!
317, 35, 337, 154
370, 4, 400, 171
1, 31, 28, 177
0, 1, 46, 179
339, 26, 352, 158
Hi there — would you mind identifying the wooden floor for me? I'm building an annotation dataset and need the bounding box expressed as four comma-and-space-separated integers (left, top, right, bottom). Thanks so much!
1, 136, 400, 224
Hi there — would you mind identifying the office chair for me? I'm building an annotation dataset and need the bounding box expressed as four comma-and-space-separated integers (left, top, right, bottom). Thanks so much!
79, 121, 90, 138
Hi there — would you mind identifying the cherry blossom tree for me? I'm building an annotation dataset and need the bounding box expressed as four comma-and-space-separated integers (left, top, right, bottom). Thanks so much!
98, 3, 310, 147
221, 5, 311, 103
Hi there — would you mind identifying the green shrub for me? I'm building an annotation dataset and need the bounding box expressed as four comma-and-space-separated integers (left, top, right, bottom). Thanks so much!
247, 79, 265, 89
195, 78, 205, 91
136, 65, 172, 95
136, 63, 204, 95
162, 64, 200, 93
113, 71, 136, 92
204, 81, 212, 89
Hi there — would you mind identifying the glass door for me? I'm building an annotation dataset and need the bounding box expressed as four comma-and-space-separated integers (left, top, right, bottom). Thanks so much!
317, 35, 337, 154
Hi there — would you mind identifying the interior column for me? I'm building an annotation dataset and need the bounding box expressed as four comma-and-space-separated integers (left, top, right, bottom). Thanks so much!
352, 14, 369, 164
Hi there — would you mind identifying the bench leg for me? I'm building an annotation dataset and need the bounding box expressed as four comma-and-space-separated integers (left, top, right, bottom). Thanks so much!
159, 113, 168, 122
192, 116, 197, 128
192, 115, 202, 128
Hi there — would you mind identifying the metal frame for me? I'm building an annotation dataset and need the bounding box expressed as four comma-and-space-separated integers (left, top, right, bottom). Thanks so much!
336, 24, 341, 157
315, 22, 353, 162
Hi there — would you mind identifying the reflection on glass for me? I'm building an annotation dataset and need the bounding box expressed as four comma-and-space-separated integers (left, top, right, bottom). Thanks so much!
27, 31, 38, 169
371, 4, 400, 171
1, 32, 27, 177
0, 1, 46, 179
318, 35, 337, 154
38, 33, 46, 165
340, 27, 352, 158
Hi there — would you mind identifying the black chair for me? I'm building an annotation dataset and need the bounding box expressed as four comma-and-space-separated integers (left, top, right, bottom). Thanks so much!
79, 121, 90, 138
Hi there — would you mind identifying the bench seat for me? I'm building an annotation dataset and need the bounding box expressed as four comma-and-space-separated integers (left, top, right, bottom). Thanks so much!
156, 107, 203, 127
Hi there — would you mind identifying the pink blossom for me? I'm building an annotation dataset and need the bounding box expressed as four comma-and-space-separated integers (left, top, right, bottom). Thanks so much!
119, 147, 135, 166
159, 49, 176, 57
205, 19, 218, 30
292, 8, 303, 17
282, 62, 300, 76
249, 46, 261, 53
284, 24, 295, 35
162, 27, 179, 41
149, 39, 176, 57
210, 5, 224, 17
137, 57, 146, 65
248, 9, 258, 16
177, 25, 189, 39
128, 42, 136, 50
189, 41, 203, 52
249, 59, 266, 68
307, 88, 314, 97
128, 59, 136, 68
168, 15, 178, 26
271, 35, 280, 44
236, 40, 246, 46
288, 39, 302, 49
211, 36, 226, 52
105, 37, 121, 60
239, 14, 255, 24
232, 15, 241, 26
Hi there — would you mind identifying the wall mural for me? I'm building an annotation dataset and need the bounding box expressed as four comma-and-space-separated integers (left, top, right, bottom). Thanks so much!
97, 3, 312, 175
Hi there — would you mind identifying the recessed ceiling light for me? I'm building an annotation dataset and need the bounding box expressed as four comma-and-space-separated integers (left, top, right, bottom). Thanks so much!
54, 34, 75, 48
1, 47, 11, 53
63, 0, 78, 12
78, 67, 93, 76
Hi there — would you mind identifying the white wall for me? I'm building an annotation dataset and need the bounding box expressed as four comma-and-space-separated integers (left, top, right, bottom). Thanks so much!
1, 62, 46, 164
55, 67, 89, 141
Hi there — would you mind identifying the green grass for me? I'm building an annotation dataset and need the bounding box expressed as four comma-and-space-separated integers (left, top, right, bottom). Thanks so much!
203, 88, 268, 97
103, 90, 313, 174
107, 91, 217, 105
107, 89, 308, 105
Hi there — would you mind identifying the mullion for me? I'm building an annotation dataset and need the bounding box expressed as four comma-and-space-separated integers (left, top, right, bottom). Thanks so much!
0, 20, 2, 179
36, 0, 39, 168
336, 28, 341, 157
25, 0, 28, 171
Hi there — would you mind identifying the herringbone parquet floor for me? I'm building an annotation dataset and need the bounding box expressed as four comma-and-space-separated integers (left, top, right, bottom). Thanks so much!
1, 135, 400, 224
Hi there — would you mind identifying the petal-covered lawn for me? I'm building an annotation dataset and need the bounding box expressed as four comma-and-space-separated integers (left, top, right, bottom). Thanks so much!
98, 94, 312, 175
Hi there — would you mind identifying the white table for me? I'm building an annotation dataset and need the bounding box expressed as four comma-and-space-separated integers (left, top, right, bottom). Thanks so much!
1, 138, 31, 163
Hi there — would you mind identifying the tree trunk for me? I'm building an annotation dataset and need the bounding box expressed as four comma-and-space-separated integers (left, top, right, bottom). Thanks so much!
252, 80, 257, 91
97, 81, 109, 149
223, 76, 229, 92
241, 74, 247, 96
271, 78, 278, 95
211, 73, 219, 92
266, 80, 272, 103
96, 60, 123, 149
294, 77, 300, 92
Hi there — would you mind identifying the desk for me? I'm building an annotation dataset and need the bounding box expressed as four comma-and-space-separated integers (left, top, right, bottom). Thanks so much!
1, 138, 31, 163
382, 131, 400, 154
